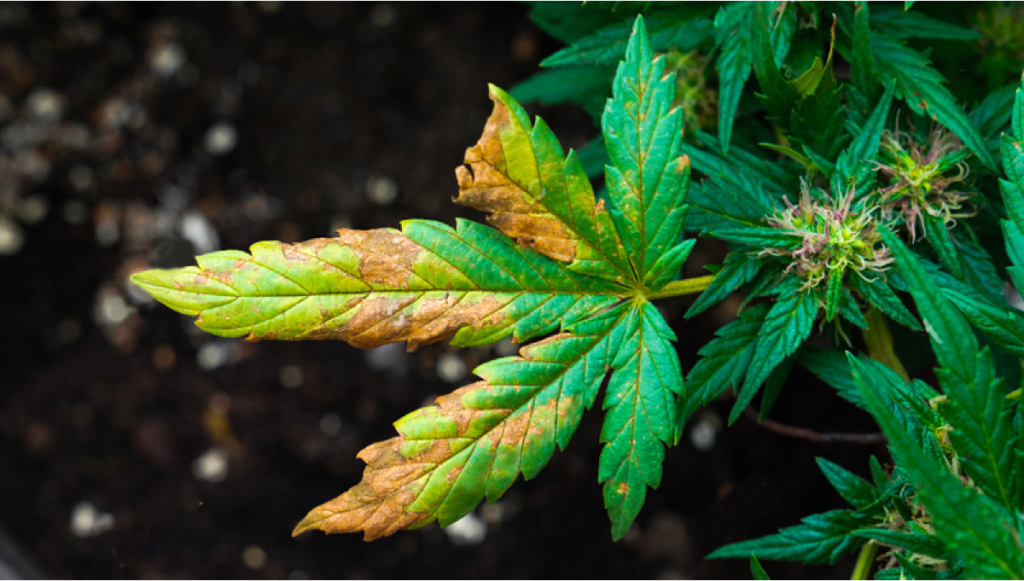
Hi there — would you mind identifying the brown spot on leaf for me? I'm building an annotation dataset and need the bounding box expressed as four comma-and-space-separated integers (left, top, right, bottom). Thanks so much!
281, 244, 312, 263
335, 228, 424, 288
678, 154, 690, 173
263, 292, 509, 351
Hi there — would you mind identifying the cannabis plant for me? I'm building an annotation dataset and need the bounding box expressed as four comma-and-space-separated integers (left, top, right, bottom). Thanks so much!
133, 3, 1024, 578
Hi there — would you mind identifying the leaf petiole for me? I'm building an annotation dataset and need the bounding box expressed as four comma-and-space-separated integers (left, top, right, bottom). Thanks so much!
862, 309, 910, 382
645, 274, 716, 300
850, 541, 878, 581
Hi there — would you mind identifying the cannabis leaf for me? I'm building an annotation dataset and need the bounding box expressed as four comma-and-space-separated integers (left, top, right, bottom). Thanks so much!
870, 35, 997, 170
540, 6, 713, 68
852, 355, 1024, 579
750, 555, 770, 580
133, 16, 696, 542
708, 509, 872, 565
712, 2, 753, 156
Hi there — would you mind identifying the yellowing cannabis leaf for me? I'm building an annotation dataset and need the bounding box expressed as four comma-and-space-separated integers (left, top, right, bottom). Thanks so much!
132, 16, 694, 541
455, 84, 631, 282
132, 221, 626, 349
292, 305, 628, 540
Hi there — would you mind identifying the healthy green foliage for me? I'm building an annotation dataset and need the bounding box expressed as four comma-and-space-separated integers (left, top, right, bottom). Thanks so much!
750, 554, 770, 580
852, 355, 1023, 579
131, 3, 1024, 577
708, 509, 874, 565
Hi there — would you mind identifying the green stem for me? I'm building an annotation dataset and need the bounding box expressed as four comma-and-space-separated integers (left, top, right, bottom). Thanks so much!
645, 274, 716, 300
851, 541, 878, 580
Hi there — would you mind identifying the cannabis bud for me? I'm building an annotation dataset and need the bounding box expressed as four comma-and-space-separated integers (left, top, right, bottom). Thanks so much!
762, 182, 892, 319
874, 126, 975, 241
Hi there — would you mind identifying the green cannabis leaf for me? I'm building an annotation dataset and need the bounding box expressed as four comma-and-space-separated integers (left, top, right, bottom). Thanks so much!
133, 16, 700, 542
852, 355, 1024, 579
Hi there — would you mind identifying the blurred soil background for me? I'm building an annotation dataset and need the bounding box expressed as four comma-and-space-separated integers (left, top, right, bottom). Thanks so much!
0, 3, 885, 578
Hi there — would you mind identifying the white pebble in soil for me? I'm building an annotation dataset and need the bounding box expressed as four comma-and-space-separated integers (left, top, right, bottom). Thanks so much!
0, 216, 24, 255
494, 337, 519, 357
68, 164, 95, 192
95, 222, 119, 246
99, 97, 133, 129
444, 511, 487, 546
150, 43, 186, 78
689, 414, 720, 452
370, 3, 396, 27
197, 341, 233, 371
96, 293, 134, 327
319, 412, 342, 436
480, 502, 505, 526
279, 365, 304, 389
241, 545, 267, 570
179, 211, 220, 254
192, 447, 229, 483
366, 175, 398, 205
70, 502, 114, 538
17, 194, 48, 225
436, 352, 466, 383
25, 88, 64, 124
203, 122, 238, 156
365, 342, 405, 372
14, 149, 50, 181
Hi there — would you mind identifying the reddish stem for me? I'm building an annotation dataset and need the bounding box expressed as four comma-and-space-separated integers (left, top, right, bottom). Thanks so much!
743, 407, 887, 445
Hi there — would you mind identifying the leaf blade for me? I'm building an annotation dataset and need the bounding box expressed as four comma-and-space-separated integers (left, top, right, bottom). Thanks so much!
731, 287, 818, 424
851, 356, 1024, 579
871, 36, 996, 170
132, 220, 625, 351
602, 16, 690, 283
599, 300, 685, 539
708, 509, 872, 565
293, 305, 630, 540
456, 85, 631, 281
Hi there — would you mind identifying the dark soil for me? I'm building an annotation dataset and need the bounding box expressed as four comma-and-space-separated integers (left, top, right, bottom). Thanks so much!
0, 3, 885, 578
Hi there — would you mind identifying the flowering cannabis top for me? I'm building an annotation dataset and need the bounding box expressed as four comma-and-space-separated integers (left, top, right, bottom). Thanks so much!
765, 184, 892, 289
875, 126, 974, 241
